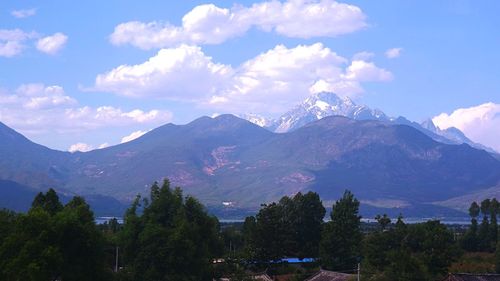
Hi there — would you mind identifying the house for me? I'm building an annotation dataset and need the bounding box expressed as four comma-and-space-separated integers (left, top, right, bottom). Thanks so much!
441, 273, 500, 281
304, 269, 354, 281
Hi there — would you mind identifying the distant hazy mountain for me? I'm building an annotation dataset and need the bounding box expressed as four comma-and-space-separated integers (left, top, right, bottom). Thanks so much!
0, 122, 127, 215
243, 92, 497, 153
420, 118, 497, 154
0, 121, 70, 189
0, 116, 499, 217
0, 179, 126, 216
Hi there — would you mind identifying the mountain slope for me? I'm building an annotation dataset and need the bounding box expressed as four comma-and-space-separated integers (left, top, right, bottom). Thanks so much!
61, 116, 500, 210
0, 116, 499, 215
64, 115, 273, 202
0, 122, 71, 188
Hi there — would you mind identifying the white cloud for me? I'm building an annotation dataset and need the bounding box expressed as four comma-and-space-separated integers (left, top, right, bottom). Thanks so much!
68, 143, 94, 153
11, 8, 37, 19
385, 47, 403, 59
15, 83, 77, 109
110, 0, 367, 49
432, 102, 500, 152
0, 29, 37, 57
217, 43, 349, 113
0, 83, 173, 135
98, 143, 110, 149
36, 33, 68, 55
121, 130, 149, 143
95, 44, 233, 99
352, 51, 374, 61
343, 60, 393, 82
94, 43, 392, 115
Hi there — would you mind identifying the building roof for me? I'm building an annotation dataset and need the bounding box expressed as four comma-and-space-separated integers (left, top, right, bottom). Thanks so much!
441, 273, 500, 281
214, 273, 273, 281
305, 269, 354, 281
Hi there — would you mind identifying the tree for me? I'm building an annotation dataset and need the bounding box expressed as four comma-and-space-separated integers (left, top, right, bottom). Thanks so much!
242, 216, 257, 259
54, 196, 111, 281
253, 202, 285, 262
462, 201, 480, 251
120, 180, 221, 281
320, 190, 362, 271
491, 198, 499, 248
0, 190, 111, 281
31, 188, 63, 215
245, 191, 325, 261
375, 214, 391, 231
294, 192, 326, 258
362, 220, 458, 281
479, 199, 492, 251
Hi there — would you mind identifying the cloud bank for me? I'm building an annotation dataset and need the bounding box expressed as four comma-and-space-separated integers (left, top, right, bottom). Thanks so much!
432, 102, 500, 152
0, 83, 173, 136
110, 0, 367, 49
95, 43, 392, 114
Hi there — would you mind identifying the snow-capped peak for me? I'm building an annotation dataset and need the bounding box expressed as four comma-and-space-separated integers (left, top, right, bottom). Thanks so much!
271, 92, 388, 133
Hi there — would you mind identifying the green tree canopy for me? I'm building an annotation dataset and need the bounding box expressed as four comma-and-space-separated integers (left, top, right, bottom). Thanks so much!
320, 190, 362, 271
120, 180, 221, 281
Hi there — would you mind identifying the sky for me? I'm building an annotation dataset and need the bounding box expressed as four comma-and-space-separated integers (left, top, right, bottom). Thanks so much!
0, 0, 499, 152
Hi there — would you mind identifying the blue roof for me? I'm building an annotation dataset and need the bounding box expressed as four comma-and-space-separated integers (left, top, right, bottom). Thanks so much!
279, 257, 316, 263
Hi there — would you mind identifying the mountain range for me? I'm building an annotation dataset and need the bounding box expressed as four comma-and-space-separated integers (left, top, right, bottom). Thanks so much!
0, 92, 499, 218
243, 92, 496, 154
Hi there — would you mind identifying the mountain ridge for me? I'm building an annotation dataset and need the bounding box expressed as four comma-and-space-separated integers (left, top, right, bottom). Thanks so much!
0, 114, 499, 217
242, 92, 497, 154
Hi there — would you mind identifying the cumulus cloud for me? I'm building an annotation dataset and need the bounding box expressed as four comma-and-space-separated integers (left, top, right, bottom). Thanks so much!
11, 8, 37, 19
385, 47, 402, 59
432, 102, 500, 152
69, 143, 94, 153
94, 43, 392, 114
36, 33, 68, 55
0, 29, 67, 57
0, 83, 173, 135
0, 29, 37, 57
343, 60, 393, 82
121, 130, 149, 143
15, 83, 77, 109
95, 45, 232, 99
215, 43, 349, 112
110, 0, 367, 49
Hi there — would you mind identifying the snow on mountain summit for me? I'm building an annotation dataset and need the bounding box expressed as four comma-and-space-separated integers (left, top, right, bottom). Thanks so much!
239, 92, 497, 154
270, 92, 389, 133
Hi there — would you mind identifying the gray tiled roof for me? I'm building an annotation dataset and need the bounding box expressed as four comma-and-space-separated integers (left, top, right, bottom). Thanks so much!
305, 270, 354, 281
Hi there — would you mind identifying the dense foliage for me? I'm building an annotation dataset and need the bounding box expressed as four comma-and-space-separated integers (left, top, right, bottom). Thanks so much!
0, 189, 112, 280
118, 180, 221, 281
1, 184, 500, 280
242, 191, 326, 262
320, 190, 362, 272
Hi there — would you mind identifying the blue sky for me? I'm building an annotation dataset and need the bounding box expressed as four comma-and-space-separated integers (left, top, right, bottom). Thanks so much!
0, 0, 499, 151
